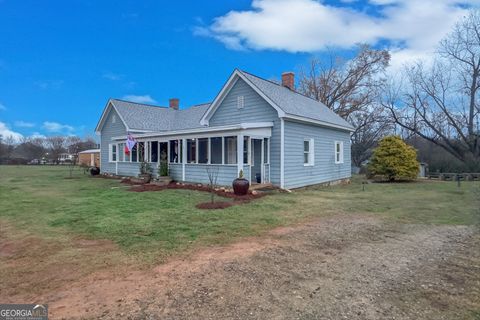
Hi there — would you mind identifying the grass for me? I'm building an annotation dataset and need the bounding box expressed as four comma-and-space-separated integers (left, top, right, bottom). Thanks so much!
0, 165, 478, 263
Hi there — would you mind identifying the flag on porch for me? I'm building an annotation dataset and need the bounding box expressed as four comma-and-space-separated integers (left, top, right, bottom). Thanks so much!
125, 133, 136, 154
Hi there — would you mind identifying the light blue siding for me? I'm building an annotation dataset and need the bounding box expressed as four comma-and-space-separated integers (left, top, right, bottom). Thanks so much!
117, 162, 140, 177
168, 164, 247, 186
100, 107, 126, 174
169, 164, 182, 181
283, 120, 351, 189
209, 78, 281, 185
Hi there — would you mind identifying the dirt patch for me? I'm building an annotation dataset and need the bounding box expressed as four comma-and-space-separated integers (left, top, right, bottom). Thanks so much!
9, 215, 478, 320
126, 180, 267, 201
195, 201, 234, 209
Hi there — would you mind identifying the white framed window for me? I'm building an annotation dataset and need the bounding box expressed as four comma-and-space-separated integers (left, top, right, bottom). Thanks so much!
237, 95, 244, 109
304, 139, 314, 166
109, 143, 117, 162
335, 141, 344, 164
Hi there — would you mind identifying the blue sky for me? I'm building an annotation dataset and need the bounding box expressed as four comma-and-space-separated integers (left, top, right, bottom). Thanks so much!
0, 0, 476, 140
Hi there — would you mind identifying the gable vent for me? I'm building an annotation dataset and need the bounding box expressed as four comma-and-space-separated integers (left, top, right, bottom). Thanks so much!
237, 95, 244, 109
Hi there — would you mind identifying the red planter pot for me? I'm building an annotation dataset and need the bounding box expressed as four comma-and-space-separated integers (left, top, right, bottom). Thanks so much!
232, 178, 250, 196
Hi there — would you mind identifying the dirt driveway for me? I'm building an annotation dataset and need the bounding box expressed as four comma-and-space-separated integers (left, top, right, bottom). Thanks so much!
7, 214, 480, 319
0, 215, 480, 320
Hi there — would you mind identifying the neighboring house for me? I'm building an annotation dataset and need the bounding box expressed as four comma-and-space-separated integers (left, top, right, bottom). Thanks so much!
78, 149, 100, 167
58, 153, 74, 163
95, 69, 354, 189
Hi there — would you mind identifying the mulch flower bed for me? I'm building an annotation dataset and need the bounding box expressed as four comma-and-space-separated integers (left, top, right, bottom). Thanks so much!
120, 178, 267, 210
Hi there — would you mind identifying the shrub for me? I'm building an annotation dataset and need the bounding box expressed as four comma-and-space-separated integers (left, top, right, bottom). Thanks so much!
368, 135, 419, 181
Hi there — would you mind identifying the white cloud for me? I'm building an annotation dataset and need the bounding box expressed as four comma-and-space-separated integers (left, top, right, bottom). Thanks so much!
14, 120, 35, 128
121, 94, 157, 104
0, 122, 23, 142
42, 121, 75, 133
199, 0, 477, 68
0, 103, 6, 111
30, 132, 46, 139
35, 80, 64, 90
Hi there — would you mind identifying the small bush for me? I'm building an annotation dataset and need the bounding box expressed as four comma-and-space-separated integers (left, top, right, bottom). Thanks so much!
368, 135, 419, 181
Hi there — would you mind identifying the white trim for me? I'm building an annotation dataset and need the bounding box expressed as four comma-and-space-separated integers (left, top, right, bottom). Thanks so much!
182, 138, 187, 181
200, 70, 286, 126
280, 118, 285, 188
237, 134, 244, 176
221, 137, 225, 165
207, 138, 211, 164
284, 114, 354, 132
111, 122, 274, 141
260, 139, 264, 183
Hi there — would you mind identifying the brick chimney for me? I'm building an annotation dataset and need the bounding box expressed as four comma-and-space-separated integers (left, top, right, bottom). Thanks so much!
281, 72, 295, 90
169, 98, 179, 110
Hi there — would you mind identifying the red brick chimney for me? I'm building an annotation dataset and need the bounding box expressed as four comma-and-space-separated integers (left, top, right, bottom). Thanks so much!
281, 72, 295, 90
169, 98, 179, 110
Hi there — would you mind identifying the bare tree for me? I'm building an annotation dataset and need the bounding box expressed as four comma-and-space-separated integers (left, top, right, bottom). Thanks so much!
205, 166, 219, 204
385, 10, 480, 165
350, 107, 392, 167
45, 136, 66, 164
299, 44, 390, 118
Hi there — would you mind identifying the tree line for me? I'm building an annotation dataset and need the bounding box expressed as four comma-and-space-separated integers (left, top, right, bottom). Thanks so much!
298, 10, 480, 173
0, 135, 97, 165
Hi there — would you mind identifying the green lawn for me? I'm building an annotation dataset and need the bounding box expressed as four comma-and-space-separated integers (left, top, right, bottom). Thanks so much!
0, 165, 478, 263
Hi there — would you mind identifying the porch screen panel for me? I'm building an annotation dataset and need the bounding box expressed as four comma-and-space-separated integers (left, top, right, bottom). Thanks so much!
198, 138, 208, 164
187, 139, 197, 163
224, 136, 237, 164
169, 140, 180, 163
210, 137, 222, 164
131, 144, 137, 162
150, 141, 158, 162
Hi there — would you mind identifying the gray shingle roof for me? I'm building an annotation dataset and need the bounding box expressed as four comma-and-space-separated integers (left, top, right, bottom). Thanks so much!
111, 99, 210, 132
239, 70, 354, 130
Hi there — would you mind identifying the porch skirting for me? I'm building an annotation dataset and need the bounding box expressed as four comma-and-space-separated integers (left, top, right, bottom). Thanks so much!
170, 163, 249, 186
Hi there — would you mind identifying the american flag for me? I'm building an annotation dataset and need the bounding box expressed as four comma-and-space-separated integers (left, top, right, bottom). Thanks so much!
125, 132, 136, 154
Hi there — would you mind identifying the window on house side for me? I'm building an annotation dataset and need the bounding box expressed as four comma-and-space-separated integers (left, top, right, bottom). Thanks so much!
169, 140, 181, 163
237, 95, 244, 109
335, 141, 344, 164
243, 136, 249, 164
150, 141, 158, 162
110, 144, 117, 162
304, 139, 314, 166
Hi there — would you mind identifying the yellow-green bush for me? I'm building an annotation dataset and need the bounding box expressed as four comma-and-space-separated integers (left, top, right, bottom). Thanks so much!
368, 136, 419, 181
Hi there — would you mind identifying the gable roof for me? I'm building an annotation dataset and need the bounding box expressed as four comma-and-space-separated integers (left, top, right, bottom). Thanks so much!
201, 69, 354, 132
95, 99, 210, 133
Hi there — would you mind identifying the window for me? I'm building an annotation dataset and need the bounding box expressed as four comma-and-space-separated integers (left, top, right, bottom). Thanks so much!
237, 95, 244, 109
169, 140, 182, 163
118, 143, 125, 162
187, 139, 197, 163
335, 141, 344, 164
137, 142, 145, 162
224, 136, 237, 164
109, 144, 117, 162
198, 138, 209, 164
304, 139, 314, 166
243, 136, 249, 164
210, 137, 222, 164
150, 141, 158, 162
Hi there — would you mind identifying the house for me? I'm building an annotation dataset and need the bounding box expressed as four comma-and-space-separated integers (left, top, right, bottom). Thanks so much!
58, 153, 75, 164
78, 149, 100, 167
95, 70, 354, 189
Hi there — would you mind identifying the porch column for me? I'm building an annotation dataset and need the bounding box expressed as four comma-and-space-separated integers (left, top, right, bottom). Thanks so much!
261, 139, 265, 183
182, 138, 187, 181
237, 134, 244, 177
